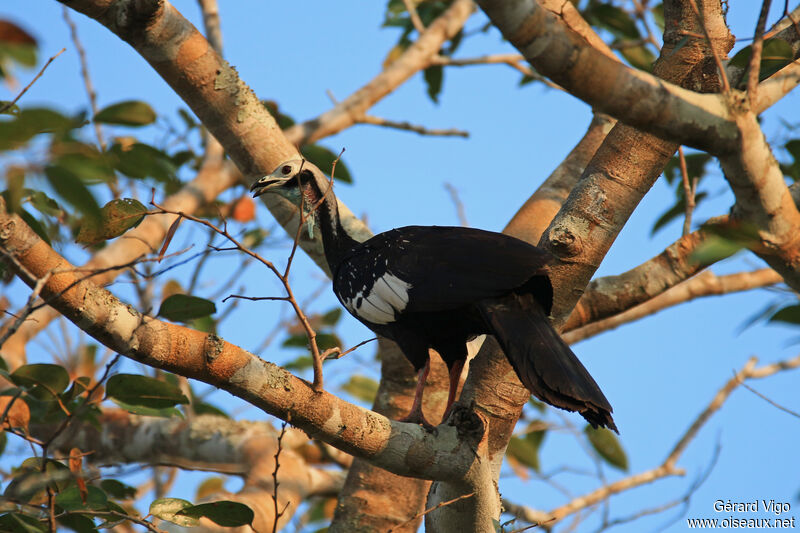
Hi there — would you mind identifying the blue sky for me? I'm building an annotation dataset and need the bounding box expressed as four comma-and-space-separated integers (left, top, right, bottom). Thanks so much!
2, 2, 800, 532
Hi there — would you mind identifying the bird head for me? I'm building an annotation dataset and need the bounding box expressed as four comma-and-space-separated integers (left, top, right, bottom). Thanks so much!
250, 159, 308, 202
250, 159, 332, 239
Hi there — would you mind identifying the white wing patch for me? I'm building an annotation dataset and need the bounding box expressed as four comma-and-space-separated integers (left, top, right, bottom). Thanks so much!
343, 273, 412, 325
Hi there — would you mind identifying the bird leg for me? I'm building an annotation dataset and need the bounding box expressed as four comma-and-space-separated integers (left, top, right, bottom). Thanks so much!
397, 359, 437, 430
441, 359, 465, 423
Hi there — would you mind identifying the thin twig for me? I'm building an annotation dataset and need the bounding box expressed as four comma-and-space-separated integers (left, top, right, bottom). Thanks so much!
0, 271, 52, 350
506, 354, 800, 527
149, 194, 328, 390
0, 48, 66, 114
359, 114, 469, 137
62, 7, 106, 152
444, 182, 469, 226
402, 0, 426, 34
738, 379, 800, 419
321, 336, 378, 361
272, 419, 289, 533
387, 492, 474, 533
677, 147, 696, 236
430, 53, 564, 91
747, 0, 774, 106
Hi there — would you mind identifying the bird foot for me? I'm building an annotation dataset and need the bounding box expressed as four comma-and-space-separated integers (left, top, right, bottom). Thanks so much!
397, 411, 438, 432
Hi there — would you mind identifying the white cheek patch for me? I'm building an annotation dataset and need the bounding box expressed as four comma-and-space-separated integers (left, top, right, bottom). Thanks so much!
343, 273, 412, 325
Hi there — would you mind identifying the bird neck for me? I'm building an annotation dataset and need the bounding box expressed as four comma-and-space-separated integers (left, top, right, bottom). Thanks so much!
300, 173, 359, 271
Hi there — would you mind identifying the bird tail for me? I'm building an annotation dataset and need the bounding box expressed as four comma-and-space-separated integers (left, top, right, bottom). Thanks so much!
478, 293, 617, 432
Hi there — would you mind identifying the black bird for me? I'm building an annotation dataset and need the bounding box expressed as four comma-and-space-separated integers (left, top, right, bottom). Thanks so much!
251, 160, 616, 431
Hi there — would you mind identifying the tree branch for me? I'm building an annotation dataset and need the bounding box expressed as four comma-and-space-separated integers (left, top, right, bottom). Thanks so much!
564, 268, 783, 344
0, 200, 482, 483
474, 0, 738, 155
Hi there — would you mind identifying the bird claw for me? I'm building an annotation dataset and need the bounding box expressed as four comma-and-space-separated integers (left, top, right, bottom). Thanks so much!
397, 411, 438, 433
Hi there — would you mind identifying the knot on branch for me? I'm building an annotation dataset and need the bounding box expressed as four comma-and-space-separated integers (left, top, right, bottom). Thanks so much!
548, 225, 582, 257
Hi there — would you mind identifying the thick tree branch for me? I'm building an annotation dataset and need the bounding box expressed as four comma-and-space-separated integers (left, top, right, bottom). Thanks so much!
43, 412, 343, 532
503, 354, 800, 527
0, 200, 483, 483
283, 0, 474, 146
564, 268, 783, 344
58, 0, 372, 276
475, 0, 738, 155
719, 111, 800, 291
563, 219, 729, 332
0, 158, 238, 369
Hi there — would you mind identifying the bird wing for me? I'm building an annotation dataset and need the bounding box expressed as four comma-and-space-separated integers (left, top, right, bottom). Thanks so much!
366, 226, 553, 313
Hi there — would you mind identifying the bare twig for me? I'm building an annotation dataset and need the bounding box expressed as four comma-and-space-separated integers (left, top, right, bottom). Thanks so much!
678, 147, 696, 236
402, 0, 426, 34
0, 271, 52, 350
321, 336, 378, 361
444, 182, 469, 226
738, 380, 800, 419
387, 492, 475, 533
62, 7, 106, 152
564, 269, 783, 344
0, 48, 65, 114
505, 354, 800, 527
430, 53, 563, 91
358, 114, 469, 137
272, 419, 289, 533
747, 0, 774, 106
149, 196, 328, 390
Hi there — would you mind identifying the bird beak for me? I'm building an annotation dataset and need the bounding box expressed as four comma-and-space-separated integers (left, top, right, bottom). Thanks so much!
250, 170, 291, 198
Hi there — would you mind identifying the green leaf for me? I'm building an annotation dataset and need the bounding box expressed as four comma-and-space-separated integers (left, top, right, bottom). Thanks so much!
662, 152, 711, 185
76, 198, 147, 245
242, 228, 269, 248
28, 190, 62, 217
299, 144, 353, 184
0, 512, 47, 533
688, 235, 745, 265
262, 100, 295, 129
94, 100, 156, 126
44, 165, 101, 222
0, 108, 75, 150
321, 308, 342, 326
584, 425, 628, 471
193, 401, 229, 418
149, 498, 198, 527
423, 65, 444, 103
10, 364, 70, 395
110, 400, 184, 418
584, 1, 640, 40
0, 431, 6, 458
340, 375, 379, 403
109, 142, 177, 184
55, 486, 109, 511
53, 143, 116, 184
106, 373, 189, 410
178, 501, 255, 527
651, 191, 707, 235
17, 208, 51, 246
100, 479, 138, 500
769, 304, 800, 325
190, 315, 217, 334
730, 38, 794, 87
56, 513, 97, 533
158, 294, 217, 322
506, 429, 546, 472
285, 355, 313, 371
619, 42, 655, 71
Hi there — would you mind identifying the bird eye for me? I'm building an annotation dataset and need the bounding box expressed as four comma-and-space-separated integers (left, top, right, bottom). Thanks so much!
281, 165, 292, 175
